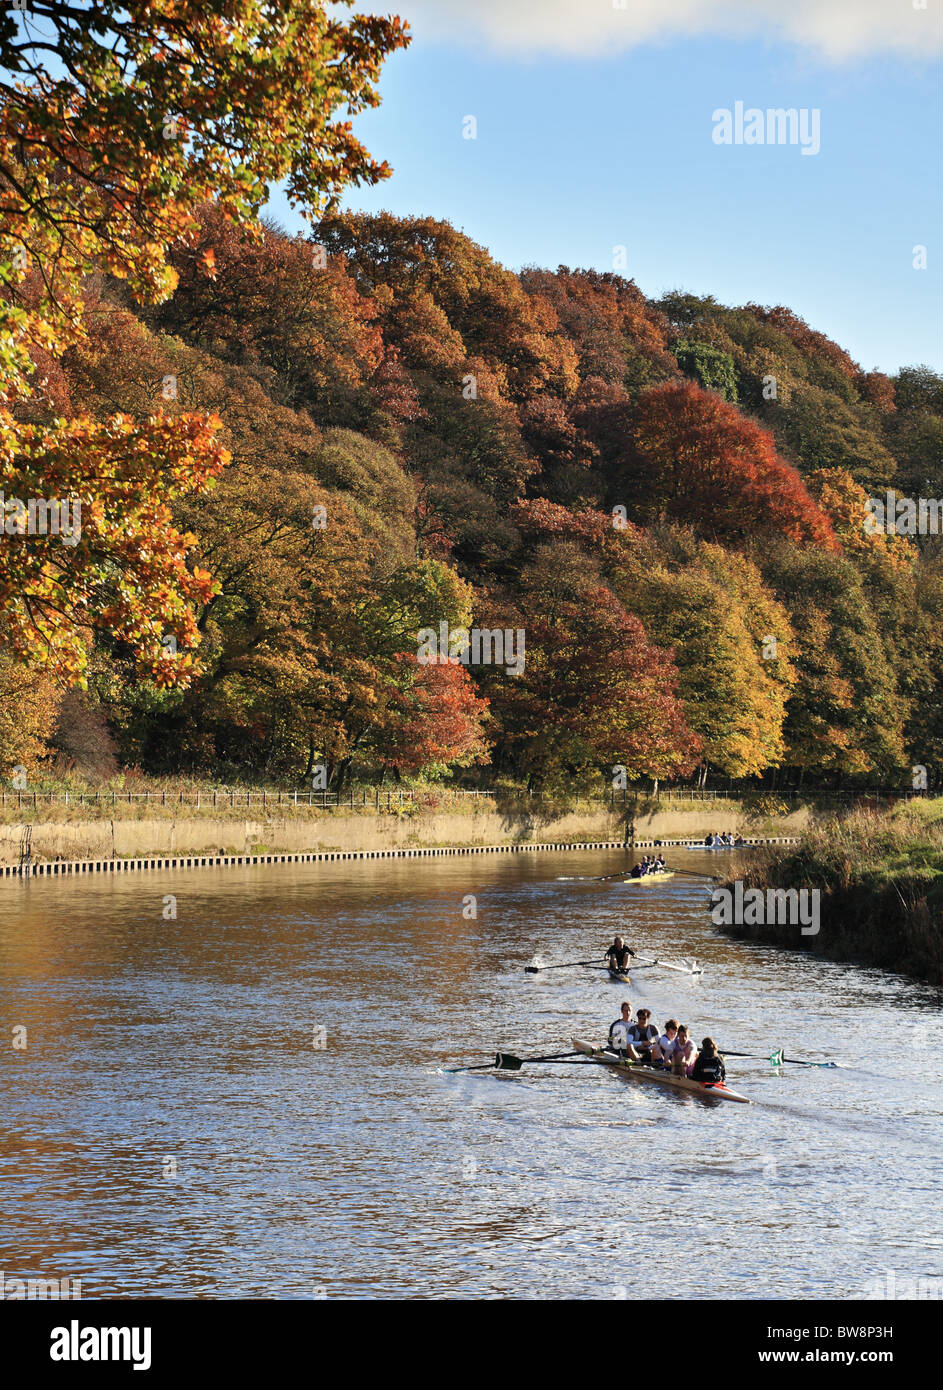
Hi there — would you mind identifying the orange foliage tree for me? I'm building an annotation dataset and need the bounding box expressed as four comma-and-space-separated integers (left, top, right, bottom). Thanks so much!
629, 381, 839, 549
0, 0, 407, 684
382, 656, 490, 775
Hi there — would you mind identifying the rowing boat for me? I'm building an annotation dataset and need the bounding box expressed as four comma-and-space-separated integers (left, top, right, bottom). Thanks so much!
571, 1037, 750, 1103
621, 871, 674, 884
607, 967, 632, 984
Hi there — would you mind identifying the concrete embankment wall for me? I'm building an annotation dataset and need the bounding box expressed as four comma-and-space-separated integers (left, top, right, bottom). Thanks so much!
0, 802, 811, 871
0, 808, 623, 867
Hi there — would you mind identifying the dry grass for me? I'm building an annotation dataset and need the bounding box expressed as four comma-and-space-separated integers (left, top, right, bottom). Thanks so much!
720, 802, 943, 984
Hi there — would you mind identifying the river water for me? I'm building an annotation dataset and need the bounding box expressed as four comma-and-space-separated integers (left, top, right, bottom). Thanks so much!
1, 848, 941, 1301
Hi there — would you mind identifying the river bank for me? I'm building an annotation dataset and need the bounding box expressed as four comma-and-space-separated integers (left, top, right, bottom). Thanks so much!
718, 802, 943, 986
0, 798, 810, 867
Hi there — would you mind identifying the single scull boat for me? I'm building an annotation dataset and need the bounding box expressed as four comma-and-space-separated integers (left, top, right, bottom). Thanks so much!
572, 1038, 750, 1103
607, 968, 632, 984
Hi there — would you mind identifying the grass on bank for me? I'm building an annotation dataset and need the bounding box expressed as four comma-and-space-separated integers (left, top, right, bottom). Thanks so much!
724, 801, 943, 985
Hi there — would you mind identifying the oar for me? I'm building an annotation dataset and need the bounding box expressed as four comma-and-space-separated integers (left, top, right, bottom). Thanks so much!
444, 1049, 583, 1073
632, 957, 702, 976
524, 956, 609, 973
721, 1047, 838, 1069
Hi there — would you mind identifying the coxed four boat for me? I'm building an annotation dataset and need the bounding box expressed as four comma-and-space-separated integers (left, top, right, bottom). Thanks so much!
572, 1038, 750, 1103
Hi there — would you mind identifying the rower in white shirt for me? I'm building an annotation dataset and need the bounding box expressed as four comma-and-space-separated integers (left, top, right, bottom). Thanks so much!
607, 1001, 634, 1056
652, 1019, 679, 1068
669, 1023, 697, 1076
624, 1008, 659, 1062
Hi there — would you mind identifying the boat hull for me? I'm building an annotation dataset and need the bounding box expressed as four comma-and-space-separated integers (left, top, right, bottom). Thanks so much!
621, 871, 674, 884
607, 968, 632, 984
572, 1038, 750, 1103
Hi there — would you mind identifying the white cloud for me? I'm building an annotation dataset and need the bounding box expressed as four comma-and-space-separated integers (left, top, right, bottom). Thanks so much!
372, 0, 943, 62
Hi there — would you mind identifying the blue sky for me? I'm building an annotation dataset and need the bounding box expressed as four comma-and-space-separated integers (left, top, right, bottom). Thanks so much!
268, 5, 942, 374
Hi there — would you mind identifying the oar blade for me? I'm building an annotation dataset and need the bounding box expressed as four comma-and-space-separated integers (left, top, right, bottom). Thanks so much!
494, 1053, 524, 1071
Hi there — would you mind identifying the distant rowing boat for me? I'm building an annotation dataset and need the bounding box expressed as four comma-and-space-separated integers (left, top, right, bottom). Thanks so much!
571, 1038, 750, 1104
621, 871, 674, 884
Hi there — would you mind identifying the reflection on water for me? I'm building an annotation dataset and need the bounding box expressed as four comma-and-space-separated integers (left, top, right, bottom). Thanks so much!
1, 850, 941, 1299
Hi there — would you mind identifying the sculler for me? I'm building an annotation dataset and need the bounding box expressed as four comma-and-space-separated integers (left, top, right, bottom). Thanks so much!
606, 936, 636, 973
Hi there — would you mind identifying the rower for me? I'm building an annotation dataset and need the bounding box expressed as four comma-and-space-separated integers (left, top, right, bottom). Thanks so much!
651, 1018, 679, 1068
606, 936, 635, 973
625, 1007, 659, 1064
608, 1001, 633, 1056
670, 1023, 696, 1076
691, 1037, 726, 1085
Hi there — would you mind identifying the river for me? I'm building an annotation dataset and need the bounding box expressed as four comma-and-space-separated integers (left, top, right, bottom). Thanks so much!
1, 848, 941, 1300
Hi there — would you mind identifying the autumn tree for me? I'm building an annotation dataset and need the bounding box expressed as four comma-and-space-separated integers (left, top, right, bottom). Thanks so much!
520, 266, 676, 392
767, 386, 898, 492
610, 529, 797, 779
376, 656, 490, 776
624, 381, 839, 548
152, 205, 383, 424
758, 543, 907, 778
483, 540, 700, 790
319, 213, 579, 402
0, 650, 60, 777
806, 467, 913, 569
0, 0, 407, 682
